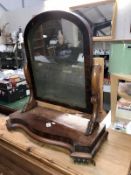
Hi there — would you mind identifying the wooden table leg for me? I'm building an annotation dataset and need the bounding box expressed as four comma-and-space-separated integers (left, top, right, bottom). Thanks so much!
111, 74, 119, 123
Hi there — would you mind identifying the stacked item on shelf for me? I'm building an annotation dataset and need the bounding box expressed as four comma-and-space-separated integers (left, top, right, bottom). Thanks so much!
116, 98, 131, 120
116, 82, 131, 120
114, 98, 131, 134
114, 82, 131, 134
117, 98, 131, 111
0, 69, 28, 102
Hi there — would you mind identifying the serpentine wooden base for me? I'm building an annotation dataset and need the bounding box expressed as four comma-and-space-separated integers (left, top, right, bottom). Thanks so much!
6, 106, 108, 164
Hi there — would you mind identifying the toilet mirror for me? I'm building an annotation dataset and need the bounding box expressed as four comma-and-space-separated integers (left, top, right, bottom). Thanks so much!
70, 0, 116, 41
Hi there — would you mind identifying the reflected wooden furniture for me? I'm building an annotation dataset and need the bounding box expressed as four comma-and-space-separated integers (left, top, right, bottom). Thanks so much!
111, 73, 131, 122
6, 10, 108, 164
0, 116, 131, 175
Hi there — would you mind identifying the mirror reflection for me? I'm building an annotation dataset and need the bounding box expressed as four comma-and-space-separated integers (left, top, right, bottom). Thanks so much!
29, 18, 87, 109
71, 2, 114, 38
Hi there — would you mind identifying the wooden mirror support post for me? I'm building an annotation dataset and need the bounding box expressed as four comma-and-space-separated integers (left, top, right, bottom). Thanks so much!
6, 10, 108, 165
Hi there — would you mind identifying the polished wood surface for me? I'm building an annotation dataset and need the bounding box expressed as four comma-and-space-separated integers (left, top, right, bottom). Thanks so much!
22, 64, 37, 112
6, 10, 107, 163
0, 116, 131, 175
7, 106, 108, 163
7, 57, 107, 163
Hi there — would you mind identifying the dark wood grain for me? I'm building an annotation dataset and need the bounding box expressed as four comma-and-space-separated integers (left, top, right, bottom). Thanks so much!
7, 106, 108, 163
0, 105, 16, 115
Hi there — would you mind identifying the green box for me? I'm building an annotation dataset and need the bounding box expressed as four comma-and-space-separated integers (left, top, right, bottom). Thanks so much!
109, 42, 131, 74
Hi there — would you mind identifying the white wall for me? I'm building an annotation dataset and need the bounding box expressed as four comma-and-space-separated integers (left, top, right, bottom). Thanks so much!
0, 0, 70, 34
0, 10, 4, 18
0, 0, 131, 40
0, 0, 45, 11
115, 0, 131, 40
62, 20, 79, 47
0, 0, 45, 19
0, 3, 45, 33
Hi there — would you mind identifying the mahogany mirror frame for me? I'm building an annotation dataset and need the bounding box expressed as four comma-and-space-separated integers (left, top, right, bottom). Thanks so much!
24, 10, 93, 113
6, 10, 108, 164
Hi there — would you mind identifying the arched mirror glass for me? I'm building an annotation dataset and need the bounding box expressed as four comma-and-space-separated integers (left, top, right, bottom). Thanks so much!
70, 0, 116, 41
27, 16, 90, 111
